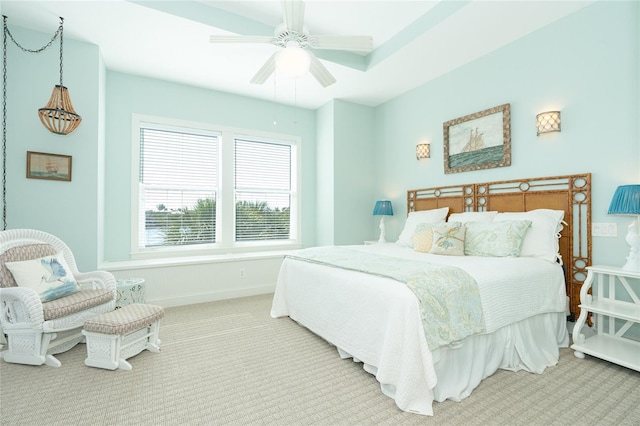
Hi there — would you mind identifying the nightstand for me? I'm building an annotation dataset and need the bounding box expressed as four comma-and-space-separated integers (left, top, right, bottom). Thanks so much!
571, 265, 640, 372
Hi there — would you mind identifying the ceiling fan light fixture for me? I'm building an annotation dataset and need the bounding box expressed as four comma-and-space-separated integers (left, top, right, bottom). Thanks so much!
275, 45, 311, 78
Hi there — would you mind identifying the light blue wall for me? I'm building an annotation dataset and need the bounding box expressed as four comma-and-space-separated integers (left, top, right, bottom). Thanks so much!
315, 100, 376, 245
2, 26, 103, 270
104, 72, 317, 261
4, 0, 638, 272
332, 100, 376, 244
315, 101, 335, 246
372, 0, 639, 267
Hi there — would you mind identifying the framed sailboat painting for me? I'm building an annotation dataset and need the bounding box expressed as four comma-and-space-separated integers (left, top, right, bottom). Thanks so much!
443, 103, 511, 174
26, 151, 72, 181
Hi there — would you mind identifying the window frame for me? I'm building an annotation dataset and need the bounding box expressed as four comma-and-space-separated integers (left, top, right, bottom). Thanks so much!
130, 114, 302, 259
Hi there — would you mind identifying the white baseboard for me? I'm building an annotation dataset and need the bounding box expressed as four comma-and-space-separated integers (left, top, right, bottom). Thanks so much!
147, 284, 276, 308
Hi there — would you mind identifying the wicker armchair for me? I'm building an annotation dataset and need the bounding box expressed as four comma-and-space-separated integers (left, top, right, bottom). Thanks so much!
0, 229, 116, 367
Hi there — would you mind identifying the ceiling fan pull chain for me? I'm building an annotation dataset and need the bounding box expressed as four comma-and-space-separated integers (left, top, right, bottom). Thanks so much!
293, 80, 298, 124
272, 71, 277, 126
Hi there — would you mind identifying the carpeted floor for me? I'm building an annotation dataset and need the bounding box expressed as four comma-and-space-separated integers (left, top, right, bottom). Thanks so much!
1, 293, 639, 425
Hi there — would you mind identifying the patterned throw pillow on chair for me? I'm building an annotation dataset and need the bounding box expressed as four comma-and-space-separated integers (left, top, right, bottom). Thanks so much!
5, 252, 79, 302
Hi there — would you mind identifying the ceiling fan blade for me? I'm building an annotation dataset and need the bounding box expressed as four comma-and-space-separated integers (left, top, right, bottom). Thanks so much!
282, 0, 305, 33
250, 53, 277, 84
308, 51, 336, 88
210, 35, 274, 44
309, 35, 373, 53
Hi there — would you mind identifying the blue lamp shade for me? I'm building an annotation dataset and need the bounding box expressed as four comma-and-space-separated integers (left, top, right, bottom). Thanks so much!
608, 185, 640, 215
373, 200, 393, 216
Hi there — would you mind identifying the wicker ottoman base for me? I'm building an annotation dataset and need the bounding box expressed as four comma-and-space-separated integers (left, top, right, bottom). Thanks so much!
82, 303, 164, 370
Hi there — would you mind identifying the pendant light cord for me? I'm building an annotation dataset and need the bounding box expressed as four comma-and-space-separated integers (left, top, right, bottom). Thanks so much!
2, 16, 63, 230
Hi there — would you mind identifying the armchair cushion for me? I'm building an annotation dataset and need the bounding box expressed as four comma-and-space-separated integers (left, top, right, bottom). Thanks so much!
0, 244, 57, 288
5, 252, 79, 302
42, 289, 115, 320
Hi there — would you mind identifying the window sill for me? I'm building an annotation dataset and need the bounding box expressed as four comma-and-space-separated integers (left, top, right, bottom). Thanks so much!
100, 248, 299, 271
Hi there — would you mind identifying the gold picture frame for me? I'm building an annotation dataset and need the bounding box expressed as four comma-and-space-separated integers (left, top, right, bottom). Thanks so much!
443, 103, 511, 174
26, 151, 72, 181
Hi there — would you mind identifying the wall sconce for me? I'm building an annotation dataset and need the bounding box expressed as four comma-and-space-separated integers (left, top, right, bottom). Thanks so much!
536, 111, 561, 136
416, 143, 430, 160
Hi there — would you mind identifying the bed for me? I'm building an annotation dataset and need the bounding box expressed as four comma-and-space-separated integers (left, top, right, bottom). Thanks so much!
271, 174, 592, 416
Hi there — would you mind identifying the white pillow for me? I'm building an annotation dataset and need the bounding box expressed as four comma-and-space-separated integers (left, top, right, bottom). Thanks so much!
397, 207, 449, 247
494, 209, 565, 263
5, 252, 79, 302
448, 211, 498, 224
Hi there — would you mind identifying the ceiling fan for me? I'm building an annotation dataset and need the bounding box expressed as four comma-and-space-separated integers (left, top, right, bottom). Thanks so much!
209, 0, 373, 87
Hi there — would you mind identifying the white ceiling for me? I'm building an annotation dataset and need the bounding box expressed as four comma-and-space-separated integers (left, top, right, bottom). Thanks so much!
2, 0, 593, 110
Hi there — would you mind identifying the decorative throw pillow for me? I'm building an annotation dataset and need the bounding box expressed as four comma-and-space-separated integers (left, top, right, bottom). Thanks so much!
464, 220, 532, 257
397, 207, 449, 247
429, 223, 465, 256
5, 252, 78, 302
412, 223, 437, 253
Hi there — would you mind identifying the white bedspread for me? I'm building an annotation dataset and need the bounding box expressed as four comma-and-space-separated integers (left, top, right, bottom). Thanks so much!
270, 243, 568, 415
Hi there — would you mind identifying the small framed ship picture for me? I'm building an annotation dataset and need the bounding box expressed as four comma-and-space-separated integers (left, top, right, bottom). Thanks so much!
26, 151, 72, 182
443, 103, 511, 174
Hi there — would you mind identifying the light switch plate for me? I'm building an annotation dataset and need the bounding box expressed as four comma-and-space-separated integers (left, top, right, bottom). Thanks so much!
592, 222, 617, 237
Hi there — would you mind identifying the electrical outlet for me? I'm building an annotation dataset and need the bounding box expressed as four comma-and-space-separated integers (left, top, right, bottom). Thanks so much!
592, 222, 617, 237
239, 268, 245, 278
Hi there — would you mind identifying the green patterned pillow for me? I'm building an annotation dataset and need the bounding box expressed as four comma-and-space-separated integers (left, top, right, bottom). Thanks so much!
464, 220, 532, 257
429, 223, 466, 256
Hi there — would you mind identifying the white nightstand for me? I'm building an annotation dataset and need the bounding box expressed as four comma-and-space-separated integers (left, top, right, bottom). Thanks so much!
571, 265, 640, 372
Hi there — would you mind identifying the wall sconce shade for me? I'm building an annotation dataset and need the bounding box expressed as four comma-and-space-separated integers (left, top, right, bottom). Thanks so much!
373, 200, 393, 243
536, 111, 561, 136
416, 143, 430, 160
608, 184, 640, 271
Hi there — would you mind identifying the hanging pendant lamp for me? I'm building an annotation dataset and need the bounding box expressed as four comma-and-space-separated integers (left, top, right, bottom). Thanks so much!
37, 17, 81, 135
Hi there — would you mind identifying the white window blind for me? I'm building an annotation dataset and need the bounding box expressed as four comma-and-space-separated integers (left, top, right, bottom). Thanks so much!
235, 138, 292, 241
139, 126, 218, 248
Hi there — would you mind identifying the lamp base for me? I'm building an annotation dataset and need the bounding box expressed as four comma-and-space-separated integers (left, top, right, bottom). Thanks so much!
377, 217, 387, 243
621, 219, 640, 272
622, 257, 640, 272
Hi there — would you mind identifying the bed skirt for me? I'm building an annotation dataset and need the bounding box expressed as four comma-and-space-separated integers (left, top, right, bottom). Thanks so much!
271, 255, 569, 416
337, 311, 568, 413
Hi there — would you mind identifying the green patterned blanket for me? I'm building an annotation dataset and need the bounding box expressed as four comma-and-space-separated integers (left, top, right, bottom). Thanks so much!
287, 246, 486, 350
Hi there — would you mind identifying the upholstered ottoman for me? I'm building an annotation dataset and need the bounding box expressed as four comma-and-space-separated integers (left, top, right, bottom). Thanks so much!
82, 303, 164, 370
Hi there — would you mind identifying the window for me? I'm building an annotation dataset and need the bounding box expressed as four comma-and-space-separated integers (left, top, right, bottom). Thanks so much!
131, 115, 300, 256
235, 139, 292, 241
138, 125, 219, 248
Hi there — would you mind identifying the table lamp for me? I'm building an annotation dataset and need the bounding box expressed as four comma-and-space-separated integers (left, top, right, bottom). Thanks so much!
373, 200, 393, 243
608, 184, 640, 271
